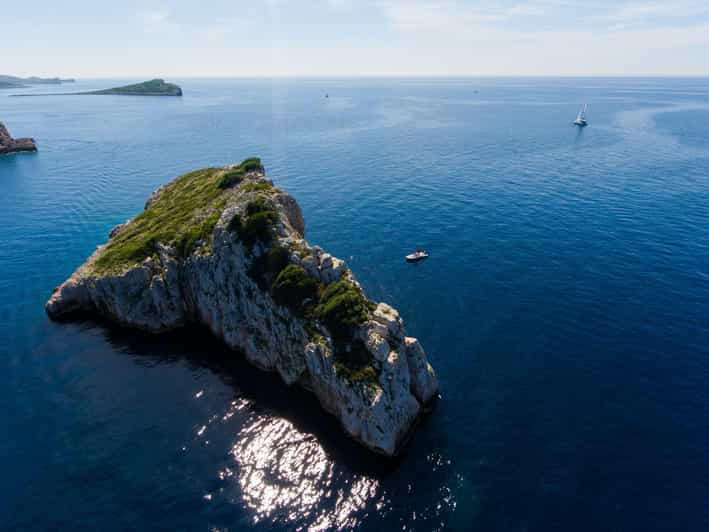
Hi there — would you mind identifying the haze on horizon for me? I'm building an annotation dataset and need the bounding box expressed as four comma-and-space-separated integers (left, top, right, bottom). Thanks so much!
5, 0, 709, 78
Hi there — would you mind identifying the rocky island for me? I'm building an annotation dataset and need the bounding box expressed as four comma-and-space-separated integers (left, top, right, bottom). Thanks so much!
0, 122, 37, 155
81, 78, 182, 96
46, 160, 438, 456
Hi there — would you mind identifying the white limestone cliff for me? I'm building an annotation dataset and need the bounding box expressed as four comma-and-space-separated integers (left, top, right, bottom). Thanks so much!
46, 163, 438, 456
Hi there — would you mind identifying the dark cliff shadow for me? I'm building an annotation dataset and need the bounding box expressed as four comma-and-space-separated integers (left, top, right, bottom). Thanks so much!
55, 313, 435, 478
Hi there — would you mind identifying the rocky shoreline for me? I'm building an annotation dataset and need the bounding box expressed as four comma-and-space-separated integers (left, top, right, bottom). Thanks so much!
46, 161, 438, 456
0, 122, 37, 155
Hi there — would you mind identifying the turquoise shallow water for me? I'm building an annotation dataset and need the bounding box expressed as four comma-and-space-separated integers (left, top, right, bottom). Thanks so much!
1, 78, 709, 531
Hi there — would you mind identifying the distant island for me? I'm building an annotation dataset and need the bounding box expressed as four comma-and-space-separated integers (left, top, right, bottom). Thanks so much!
81, 78, 182, 96
0, 75, 74, 89
0, 122, 37, 155
9, 78, 182, 97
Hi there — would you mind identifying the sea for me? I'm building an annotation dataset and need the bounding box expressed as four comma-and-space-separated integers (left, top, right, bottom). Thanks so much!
1, 78, 708, 531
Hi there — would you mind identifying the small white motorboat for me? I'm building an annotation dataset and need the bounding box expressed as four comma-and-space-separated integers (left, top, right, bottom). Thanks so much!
406, 249, 429, 262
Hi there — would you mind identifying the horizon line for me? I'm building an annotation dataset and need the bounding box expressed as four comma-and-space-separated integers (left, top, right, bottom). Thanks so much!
16, 74, 709, 80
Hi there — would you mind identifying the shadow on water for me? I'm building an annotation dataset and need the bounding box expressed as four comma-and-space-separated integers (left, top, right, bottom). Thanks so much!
59, 313, 406, 478
42, 309, 461, 530
46, 315, 453, 528
573, 124, 585, 144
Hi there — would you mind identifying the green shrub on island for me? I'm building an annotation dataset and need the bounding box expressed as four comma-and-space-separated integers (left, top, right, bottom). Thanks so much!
218, 169, 245, 189
265, 245, 291, 276
329, 338, 380, 387
245, 197, 271, 216
272, 265, 319, 311
312, 281, 379, 384
217, 157, 262, 189
248, 244, 290, 289
239, 158, 263, 172
228, 198, 279, 247
243, 208, 277, 245
334, 356, 379, 387
314, 281, 373, 340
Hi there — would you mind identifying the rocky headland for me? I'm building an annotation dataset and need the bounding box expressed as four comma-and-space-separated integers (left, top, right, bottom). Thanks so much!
0, 122, 37, 155
46, 160, 438, 456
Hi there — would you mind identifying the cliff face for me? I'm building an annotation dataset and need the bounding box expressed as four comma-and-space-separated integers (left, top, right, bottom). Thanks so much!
46, 161, 438, 456
0, 122, 37, 155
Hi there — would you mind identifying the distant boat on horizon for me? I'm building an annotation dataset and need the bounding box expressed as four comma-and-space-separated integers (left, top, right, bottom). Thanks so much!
574, 104, 588, 127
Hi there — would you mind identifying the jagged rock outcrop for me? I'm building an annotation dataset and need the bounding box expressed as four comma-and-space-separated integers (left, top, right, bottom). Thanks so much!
46, 160, 438, 456
0, 122, 37, 155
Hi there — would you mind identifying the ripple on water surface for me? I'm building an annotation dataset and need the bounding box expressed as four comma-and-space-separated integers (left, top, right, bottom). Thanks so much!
2, 78, 709, 531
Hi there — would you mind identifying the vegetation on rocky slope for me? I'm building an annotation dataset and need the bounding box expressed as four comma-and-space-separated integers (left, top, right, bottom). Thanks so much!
272, 265, 319, 311
93, 158, 261, 274
228, 197, 279, 247
314, 281, 374, 338
314, 282, 379, 384
93, 158, 380, 385
218, 158, 263, 189
270, 267, 378, 383
247, 245, 290, 290
333, 358, 379, 386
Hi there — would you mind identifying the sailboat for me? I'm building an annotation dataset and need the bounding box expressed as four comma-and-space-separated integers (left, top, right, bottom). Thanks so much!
573, 104, 588, 127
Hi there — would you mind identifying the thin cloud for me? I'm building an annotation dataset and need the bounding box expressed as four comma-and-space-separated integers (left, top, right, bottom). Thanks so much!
140, 10, 179, 34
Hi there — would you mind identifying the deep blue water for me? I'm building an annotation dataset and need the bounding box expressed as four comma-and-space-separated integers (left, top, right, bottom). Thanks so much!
1, 78, 708, 531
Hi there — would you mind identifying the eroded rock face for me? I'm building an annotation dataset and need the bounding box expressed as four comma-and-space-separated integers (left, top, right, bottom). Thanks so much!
45, 164, 438, 456
0, 122, 37, 155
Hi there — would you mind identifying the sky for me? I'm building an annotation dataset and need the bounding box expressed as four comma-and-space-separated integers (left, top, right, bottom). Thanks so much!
4, 0, 709, 77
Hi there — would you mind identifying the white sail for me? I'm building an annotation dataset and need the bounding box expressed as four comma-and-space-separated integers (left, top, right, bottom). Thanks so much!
574, 104, 588, 126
